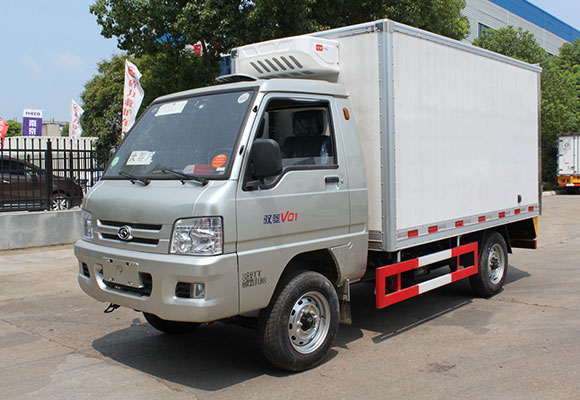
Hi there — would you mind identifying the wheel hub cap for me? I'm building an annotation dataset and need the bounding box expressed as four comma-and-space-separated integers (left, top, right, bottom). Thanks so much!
288, 291, 330, 354
488, 244, 505, 285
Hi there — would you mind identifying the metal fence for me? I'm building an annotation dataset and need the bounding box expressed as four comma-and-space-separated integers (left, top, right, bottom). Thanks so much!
0, 137, 105, 212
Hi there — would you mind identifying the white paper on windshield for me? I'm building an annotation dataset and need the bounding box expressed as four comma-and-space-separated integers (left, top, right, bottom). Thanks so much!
126, 151, 155, 165
155, 100, 187, 116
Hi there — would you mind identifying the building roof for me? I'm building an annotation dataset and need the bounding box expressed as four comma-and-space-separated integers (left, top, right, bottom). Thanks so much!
489, 0, 580, 43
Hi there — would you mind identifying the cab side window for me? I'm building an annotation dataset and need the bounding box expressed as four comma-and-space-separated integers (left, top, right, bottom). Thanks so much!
257, 99, 336, 168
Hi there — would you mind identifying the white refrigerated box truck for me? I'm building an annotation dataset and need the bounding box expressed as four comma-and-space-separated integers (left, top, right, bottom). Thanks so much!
75, 20, 541, 371
558, 134, 580, 191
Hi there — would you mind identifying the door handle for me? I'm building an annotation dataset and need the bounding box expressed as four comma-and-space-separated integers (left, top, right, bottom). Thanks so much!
325, 176, 340, 184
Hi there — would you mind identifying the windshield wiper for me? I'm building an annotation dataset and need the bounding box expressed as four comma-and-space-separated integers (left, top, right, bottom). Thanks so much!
161, 168, 208, 185
119, 171, 150, 186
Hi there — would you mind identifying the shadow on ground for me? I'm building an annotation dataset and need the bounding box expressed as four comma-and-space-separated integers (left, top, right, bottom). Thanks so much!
92, 318, 293, 391
92, 264, 530, 391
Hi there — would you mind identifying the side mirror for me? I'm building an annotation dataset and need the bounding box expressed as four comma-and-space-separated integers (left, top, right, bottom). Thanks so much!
249, 139, 283, 182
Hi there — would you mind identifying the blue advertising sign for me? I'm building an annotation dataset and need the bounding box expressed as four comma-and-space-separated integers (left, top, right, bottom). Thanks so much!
22, 109, 43, 137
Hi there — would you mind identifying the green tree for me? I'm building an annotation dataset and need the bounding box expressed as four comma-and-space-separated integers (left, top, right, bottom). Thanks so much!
80, 54, 126, 155
138, 51, 217, 108
90, 0, 469, 76
176, 0, 469, 53
472, 26, 547, 64
89, 0, 471, 94
60, 122, 70, 137
550, 39, 580, 124
382, 0, 469, 40
541, 40, 580, 184
540, 65, 579, 183
87, 0, 469, 153
6, 120, 22, 137
552, 39, 580, 70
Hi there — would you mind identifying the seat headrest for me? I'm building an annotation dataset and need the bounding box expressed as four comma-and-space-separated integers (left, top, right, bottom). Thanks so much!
293, 110, 324, 136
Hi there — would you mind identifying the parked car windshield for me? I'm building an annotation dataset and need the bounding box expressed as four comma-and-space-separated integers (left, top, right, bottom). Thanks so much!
104, 89, 255, 179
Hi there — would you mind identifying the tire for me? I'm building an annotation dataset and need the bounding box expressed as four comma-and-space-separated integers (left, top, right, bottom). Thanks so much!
258, 270, 339, 372
50, 193, 71, 211
469, 231, 508, 298
143, 312, 200, 334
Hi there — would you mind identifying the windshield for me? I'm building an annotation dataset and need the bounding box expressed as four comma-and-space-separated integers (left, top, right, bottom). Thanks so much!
104, 89, 255, 179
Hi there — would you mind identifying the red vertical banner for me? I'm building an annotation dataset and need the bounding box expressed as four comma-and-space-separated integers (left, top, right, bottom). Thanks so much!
69, 100, 84, 141
0, 118, 9, 147
122, 60, 145, 136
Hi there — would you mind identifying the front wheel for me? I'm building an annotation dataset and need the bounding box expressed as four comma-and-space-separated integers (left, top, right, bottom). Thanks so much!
50, 193, 71, 210
258, 271, 339, 372
469, 231, 508, 298
143, 312, 200, 334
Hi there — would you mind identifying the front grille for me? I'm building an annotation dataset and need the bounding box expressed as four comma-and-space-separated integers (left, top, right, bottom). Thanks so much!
99, 220, 162, 230
97, 219, 164, 249
101, 233, 159, 245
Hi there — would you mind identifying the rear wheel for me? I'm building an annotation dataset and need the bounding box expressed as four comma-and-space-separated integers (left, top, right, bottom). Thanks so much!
258, 271, 339, 372
143, 312, 200, 334
470, 231, 508, 298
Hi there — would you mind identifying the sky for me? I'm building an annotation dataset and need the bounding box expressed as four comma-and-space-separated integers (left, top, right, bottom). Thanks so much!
1, 1, 119, 123
1, 0, 579, 124
529, 0, 580, 30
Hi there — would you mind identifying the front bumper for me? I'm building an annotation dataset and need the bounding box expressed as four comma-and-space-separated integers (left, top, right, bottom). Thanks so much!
74, 240, 239, 322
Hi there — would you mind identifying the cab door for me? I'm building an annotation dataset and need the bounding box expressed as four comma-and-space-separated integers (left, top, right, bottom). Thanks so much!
236, 94, 350, 313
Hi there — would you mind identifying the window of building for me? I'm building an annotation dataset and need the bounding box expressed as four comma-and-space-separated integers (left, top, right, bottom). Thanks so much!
478, 23, 492, 37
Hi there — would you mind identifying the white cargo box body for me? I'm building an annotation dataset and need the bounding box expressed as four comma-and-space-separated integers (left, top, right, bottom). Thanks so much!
235, 20, 542, 252
558, 134, 580, 176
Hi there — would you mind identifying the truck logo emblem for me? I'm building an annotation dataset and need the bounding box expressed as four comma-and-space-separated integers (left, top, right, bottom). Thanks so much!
118, 225, 133, 241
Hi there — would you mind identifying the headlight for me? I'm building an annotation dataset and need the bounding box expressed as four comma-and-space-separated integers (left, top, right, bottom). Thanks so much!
82, 210, 95, 241
170, 217, 223, 255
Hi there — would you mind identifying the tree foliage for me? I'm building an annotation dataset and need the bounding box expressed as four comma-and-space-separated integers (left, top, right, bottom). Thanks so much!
550, 39, 580, 123
80, 54, 125, 155
85, 0, 469, 151
6, 120, 22, 137
542, 40, 580, 184
91, 0, 469, 57
472, 26, 547, 65
541, 65, 579, 182
60, 122, 70, 137
473, 27, 580, 185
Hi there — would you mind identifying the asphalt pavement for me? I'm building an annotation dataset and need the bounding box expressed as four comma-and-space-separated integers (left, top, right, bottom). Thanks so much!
1, 195, 579, 399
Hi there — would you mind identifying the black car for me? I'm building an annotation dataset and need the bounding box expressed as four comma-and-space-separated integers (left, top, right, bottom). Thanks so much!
0, 156, 83, 211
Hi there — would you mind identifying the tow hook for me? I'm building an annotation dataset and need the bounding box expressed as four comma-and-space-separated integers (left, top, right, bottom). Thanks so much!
104, 303, 120, 313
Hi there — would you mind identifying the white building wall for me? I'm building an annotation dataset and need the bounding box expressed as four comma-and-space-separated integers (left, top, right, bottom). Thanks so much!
462, 0, 570, 55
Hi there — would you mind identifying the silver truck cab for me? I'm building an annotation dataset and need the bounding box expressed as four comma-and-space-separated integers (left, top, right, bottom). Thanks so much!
75, 78, 368, 370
